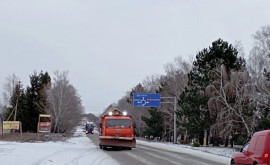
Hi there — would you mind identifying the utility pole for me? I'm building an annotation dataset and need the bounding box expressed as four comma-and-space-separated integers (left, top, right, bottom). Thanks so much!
14, 81, 20, 121
174, 97, 177, 144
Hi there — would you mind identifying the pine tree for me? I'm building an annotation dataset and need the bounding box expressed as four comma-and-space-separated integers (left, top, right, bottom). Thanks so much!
24, 71, 51, 132
179, 39, 245, 145
141, 108, 164, 139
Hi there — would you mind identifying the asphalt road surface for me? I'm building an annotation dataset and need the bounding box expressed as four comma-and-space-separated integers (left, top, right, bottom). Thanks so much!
87, 133, 229, 165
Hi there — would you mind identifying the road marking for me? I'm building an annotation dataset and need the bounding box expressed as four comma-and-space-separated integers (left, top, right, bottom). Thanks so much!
125, 151, 158, 165
138, 145, 211, 165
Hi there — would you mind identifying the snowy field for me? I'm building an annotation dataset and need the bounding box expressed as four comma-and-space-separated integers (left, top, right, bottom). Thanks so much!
0, 128, 119, 165
0, 127, 238, 165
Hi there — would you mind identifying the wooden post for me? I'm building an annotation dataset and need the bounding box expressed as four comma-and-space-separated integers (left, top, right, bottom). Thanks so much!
37, 115, 40, 140
37, 123, 39, 140
2, 121, 3, 140
20, 122, 22, 141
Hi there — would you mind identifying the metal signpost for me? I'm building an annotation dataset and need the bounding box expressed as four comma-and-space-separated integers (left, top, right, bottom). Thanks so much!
133, 93, 177, 144
161, 97, 177, 144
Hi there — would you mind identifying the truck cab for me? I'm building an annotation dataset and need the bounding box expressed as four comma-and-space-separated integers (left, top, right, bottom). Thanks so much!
99, 109, 136, 150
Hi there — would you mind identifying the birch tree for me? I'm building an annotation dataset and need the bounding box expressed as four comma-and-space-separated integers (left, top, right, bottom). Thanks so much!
46, 71, 83, 133
206, 65, 256, 140
142, 74, 161, 93
2, 73, 20, 108
150, 57, 191, 141
0, 99, 3, 114
1, 74, 22, 123
248, 25, 270, 130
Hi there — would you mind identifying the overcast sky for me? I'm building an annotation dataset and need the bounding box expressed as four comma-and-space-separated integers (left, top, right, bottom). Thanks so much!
1, 0, 270, 115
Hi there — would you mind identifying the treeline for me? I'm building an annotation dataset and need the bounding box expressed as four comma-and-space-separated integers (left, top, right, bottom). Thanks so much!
0, 71, 83, 133
103, 25, 270, 146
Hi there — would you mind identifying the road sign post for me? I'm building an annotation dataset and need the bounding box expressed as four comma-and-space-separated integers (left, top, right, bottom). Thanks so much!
133, 93, 178, 144
161, 97, 177, 144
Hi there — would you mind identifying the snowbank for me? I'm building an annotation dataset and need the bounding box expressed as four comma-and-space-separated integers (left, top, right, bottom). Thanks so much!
137, 140, 237, 162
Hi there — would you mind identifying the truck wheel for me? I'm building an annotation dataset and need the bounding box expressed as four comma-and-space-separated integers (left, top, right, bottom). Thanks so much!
127, 147, 132, 150
230, 159, 235, 165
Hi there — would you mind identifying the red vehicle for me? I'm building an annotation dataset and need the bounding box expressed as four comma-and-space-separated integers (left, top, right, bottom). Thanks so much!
99, 109, 136, 150
231, 130, 270, 165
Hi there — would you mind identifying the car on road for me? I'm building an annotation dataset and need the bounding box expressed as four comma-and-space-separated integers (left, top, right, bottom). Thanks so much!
231, 130, 270, 165
85, 123, 95, 134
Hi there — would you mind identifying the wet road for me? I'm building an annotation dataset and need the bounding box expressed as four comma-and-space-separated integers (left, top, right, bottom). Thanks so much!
87, 133, 230, 165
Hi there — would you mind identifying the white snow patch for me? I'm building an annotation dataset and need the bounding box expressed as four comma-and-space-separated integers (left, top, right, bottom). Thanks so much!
137, 140, 237, 164
0, 127, 240, 165
0, 127, 119, 165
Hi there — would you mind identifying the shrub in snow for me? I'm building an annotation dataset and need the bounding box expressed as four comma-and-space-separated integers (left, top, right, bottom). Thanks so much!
193, 142, 200, 147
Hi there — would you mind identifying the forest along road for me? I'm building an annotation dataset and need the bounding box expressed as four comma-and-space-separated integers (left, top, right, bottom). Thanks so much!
87, 133, 230, 165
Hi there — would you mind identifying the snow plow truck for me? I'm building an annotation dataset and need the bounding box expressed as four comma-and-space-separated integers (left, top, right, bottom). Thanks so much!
99, 109, 136, 150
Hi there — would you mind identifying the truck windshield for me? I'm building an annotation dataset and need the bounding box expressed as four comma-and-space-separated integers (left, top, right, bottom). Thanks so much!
105, 119, 131, 127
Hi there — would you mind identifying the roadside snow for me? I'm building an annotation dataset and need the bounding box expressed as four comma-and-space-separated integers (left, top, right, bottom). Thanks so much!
0, 127, 119, 165
0, 127, 239, 165
137, 140, 237, 163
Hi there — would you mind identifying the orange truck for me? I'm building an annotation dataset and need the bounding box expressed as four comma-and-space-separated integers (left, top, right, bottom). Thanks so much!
99, 109, 136, 150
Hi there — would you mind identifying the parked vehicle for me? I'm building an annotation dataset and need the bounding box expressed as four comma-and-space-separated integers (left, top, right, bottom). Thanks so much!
85, 123, 94, 134
99, 109, 136, 150
231, 130, 270, 165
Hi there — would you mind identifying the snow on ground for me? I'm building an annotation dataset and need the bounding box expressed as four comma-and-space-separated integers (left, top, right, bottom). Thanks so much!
137, 140, 237, 162
0, 127, 119, 165
0, 127, 239, 165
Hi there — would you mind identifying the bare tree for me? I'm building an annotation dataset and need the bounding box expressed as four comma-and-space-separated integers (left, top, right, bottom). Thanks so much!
160, 57, 191, 140
206, 65, 257, 138
251, 25, 270, 67
2, 73, 20, 108
46, 71, 83, 133
248, 25, 270, 114
142, 74, 161, 93
0, 98, 3, 114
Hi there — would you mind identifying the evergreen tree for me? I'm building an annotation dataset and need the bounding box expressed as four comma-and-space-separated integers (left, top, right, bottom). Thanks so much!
24, 71, 51, 132
256, 107, 270, 131
179, 39, 245, 145
141, 108, 164, 139
127, 83, 146, 104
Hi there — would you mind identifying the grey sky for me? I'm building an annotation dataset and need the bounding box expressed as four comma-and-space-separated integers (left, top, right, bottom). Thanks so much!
1, 0, 270, 115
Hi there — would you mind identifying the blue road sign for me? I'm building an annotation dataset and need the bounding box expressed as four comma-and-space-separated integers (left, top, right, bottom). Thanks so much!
133, 93, 161, 107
